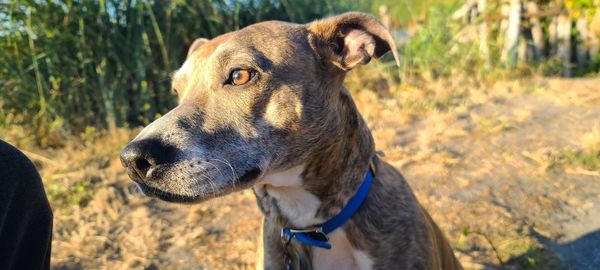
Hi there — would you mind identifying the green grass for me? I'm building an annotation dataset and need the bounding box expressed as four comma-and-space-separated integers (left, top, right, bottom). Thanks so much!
46, 177, 101, 208
459, 226, 564, 269
563, 150, 600, 171
505, 247, 564, 270
562, 124, 600, 171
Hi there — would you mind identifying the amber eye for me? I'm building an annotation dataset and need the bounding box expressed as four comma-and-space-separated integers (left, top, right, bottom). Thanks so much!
230, 69, 252, 85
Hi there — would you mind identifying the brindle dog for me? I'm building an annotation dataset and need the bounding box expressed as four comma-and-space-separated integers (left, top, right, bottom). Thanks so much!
121, 12, 462, 270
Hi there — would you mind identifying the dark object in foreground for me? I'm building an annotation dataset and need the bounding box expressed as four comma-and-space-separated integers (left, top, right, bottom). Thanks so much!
0, 140, 53, 270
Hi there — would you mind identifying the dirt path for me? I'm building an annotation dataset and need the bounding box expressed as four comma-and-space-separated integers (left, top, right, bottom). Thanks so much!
362, 78, 600, 269
33, 78, 599, 269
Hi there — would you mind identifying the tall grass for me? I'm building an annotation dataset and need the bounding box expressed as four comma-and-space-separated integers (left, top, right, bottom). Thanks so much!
0, 0, 366, 146
1, 0, 598, 146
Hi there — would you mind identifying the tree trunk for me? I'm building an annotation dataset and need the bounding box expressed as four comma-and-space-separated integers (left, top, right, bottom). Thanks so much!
526, 1, 544, 60
591, 7, 600, 37
590, 7, 600, 61
590, 34, 599, 62
478, 0, 490, 67
548, 16, 558, 56
557, 13, 572, 77
497, 1, 510, 46
518, 35, 529, 63
501, 0, 521, 64
576, 14, 589, 69
378, 5, 391, 30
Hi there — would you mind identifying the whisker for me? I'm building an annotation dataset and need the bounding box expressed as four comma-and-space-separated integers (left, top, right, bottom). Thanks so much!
209, 158, 239, 189
205, 160, 226, 181
200, 166, 219, 197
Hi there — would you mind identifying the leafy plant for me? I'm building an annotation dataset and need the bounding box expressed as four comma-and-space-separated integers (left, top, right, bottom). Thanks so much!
0, 0, 365, 145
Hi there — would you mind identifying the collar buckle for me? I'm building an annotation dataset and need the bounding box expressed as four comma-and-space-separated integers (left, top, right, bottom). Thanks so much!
291, 227, 329, 242
281, 226, 329, 244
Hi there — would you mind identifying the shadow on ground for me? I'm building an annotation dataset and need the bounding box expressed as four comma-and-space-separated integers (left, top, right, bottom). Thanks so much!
483, 229, 600, 270
530, 229, 600, 270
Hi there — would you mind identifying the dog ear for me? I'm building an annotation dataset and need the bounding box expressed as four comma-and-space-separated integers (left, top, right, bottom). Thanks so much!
187, 38, 209, 58
307, 12, 399, 71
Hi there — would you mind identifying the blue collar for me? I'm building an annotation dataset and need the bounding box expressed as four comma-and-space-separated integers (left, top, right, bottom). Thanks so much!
281, 161, 375, 250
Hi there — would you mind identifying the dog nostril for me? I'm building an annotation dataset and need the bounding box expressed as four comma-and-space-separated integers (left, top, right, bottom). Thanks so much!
134, 158, 152, 177
121, 138, 179, 182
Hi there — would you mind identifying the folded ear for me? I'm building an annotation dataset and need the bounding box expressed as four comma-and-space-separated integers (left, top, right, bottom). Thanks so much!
187, 38, 209, 58
307, 12, 400, 71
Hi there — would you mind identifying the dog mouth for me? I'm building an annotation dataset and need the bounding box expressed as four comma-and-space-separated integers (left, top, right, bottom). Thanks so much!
133, 167, 263, 204
136, 182, 200, 203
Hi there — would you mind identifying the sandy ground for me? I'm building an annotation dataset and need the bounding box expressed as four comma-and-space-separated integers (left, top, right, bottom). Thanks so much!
9, 77, 599, 270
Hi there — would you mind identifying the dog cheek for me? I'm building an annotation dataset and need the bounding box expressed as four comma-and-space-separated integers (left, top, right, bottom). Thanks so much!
263, 90, 302, 131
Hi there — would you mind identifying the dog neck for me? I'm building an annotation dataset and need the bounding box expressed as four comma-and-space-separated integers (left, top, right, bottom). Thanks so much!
257, 87, 374, 228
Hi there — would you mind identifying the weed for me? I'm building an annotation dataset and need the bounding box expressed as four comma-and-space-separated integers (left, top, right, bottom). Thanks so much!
46, 176, 101, 208
460, 226, 564, 269
562, 124, 600, 171
476, 116, 513, 134
563, 150, 600, 171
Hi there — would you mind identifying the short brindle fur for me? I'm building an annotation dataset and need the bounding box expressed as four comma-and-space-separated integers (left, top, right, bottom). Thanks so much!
121, 12, 463, 270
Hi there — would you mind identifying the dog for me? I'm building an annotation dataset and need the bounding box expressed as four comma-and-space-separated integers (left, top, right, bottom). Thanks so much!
120, 12, 463, 270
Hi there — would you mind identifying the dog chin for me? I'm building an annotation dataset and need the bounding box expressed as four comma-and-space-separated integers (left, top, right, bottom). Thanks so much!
136, 167, 263, 204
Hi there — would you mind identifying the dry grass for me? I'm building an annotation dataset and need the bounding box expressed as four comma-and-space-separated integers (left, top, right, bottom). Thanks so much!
581, 124, 600, 154
562, 124, 600, 174
1, 76, 599, 269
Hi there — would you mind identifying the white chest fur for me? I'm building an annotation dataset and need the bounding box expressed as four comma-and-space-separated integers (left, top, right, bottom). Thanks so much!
259, 166, 375, 270
312, 229, 374, 270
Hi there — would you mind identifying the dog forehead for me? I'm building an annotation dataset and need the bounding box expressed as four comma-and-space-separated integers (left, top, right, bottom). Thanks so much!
174, 21, 307, 87
235, 21, 305, 52
194, 21, 302, 60
195, 32, 236, 59
236, 20, 301, 39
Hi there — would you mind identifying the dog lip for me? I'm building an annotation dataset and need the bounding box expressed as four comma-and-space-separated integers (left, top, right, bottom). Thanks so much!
238, 168, 262, 183
136, 183, 200, 203
132, 166, 262, 204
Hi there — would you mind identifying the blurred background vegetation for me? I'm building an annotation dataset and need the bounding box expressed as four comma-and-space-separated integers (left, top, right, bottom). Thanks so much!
2, 2, 599, 268
1, 0, 598, 147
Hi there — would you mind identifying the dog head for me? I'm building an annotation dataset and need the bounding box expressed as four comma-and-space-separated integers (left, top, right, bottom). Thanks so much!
120, 12, 398, 203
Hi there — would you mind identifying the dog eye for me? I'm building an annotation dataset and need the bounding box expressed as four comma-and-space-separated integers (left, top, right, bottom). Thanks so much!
172, 88, 179, 95
229, 69, 252, 86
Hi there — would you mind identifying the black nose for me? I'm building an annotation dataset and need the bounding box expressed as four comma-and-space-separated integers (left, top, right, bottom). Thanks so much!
120, 138, 179, 182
